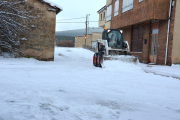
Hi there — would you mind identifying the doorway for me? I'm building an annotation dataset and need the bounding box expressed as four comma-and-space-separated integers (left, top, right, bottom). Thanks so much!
150, 29, 159, 64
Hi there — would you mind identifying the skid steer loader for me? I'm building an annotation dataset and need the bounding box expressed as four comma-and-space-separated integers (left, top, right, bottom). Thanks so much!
93, 29, 138, 67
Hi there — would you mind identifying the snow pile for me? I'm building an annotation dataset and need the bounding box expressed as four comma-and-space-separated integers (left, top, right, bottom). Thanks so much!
172, 64, 180, 68
0, 47, 180, 120
105, 55, 138, 63
103, 60, 142, 72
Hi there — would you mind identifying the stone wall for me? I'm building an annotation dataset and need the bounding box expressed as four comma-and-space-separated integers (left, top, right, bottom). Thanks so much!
0, 0, 59, 61
106, 0, 112, 6
0, 0, 31, 56
75, 36, 85, 48
105, 21, 111, 29
75, 35, 92, 48
19, 0, 57, 61
92, 32, 102, 41
98, 10, 106, 27
86, 34, 92, 46
75, 33, 102, 48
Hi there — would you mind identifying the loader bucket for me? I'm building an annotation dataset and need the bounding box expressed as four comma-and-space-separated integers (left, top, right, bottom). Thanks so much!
103, 55, 139, 64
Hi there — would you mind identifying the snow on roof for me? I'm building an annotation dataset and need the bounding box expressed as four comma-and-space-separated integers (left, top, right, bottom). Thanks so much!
40, 0, 63, 14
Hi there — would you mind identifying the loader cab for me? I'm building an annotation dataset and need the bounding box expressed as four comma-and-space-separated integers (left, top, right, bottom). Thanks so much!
102, 29, 123, 49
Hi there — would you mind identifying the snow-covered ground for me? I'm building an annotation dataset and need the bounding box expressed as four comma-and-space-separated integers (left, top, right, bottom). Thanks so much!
0, 47, 180, 120
139, 63, 180, 80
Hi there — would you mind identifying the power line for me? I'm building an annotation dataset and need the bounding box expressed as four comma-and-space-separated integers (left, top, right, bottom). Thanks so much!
56, 17, 86, 21
56, 21, 99, 23
89, 21, 99, 22
56, 22, 85, 23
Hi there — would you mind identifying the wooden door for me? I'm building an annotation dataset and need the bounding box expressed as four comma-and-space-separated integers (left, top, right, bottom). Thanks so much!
150, 34, 158, 64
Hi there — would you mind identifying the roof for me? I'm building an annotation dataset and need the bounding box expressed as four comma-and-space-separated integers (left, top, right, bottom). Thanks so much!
39, 0, 63, 14
97, 5, 107, 14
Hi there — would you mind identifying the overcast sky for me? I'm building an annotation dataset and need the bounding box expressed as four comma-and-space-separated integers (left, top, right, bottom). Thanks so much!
49, 0, 106, 31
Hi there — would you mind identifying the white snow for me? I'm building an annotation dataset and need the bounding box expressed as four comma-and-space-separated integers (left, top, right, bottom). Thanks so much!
43, 0, 63, 10
0, 47, 180, 120
20, 38, 27, 41
139, 63, 180, 80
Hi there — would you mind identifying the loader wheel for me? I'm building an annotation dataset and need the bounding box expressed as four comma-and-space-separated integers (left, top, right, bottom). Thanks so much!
93, 54, 97, 67
97, 54, 102, 68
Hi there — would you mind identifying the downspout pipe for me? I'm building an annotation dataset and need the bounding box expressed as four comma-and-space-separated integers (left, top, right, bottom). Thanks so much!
165, 0, 173, 65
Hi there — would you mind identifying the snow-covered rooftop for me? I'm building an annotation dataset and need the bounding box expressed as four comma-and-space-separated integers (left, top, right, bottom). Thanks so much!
40, 0, 63, 14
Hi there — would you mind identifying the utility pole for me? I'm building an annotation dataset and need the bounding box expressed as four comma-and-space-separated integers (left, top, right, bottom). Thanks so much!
85, 14, 90, 45
85, 15, 87, 45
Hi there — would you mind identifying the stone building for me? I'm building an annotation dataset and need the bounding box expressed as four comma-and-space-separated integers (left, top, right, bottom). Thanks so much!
20, 0, 62, 61
0, 0, 62, 61
97, 0, 112, 29
75, 33, 102, 48
91, 32, 102, 48
110, 0, 180, 65
75, 34, 92, 48
97, 5, 107, 28
75, 36, 86, 48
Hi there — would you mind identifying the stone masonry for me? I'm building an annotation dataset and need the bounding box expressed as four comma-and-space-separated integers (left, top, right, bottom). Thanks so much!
75, 36, 85, 48
19, 0, 62, 61
75, 33, 102, 48
0, 0, 62, 61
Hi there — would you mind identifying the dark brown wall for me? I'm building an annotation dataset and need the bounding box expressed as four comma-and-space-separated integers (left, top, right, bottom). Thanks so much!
111, 0, 170, 29
167, 0, 176, 65
142, 24, 151, 60
156, 0, 176, 65
111, 0, 176, 65
156, 21, 168, 65
123, 24, 150, 63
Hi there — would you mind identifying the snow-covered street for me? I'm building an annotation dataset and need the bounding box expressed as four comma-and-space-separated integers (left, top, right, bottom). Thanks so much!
0, 47, 180, 120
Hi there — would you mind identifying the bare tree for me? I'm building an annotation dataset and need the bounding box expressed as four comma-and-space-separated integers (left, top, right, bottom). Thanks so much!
0, 0, 38, 57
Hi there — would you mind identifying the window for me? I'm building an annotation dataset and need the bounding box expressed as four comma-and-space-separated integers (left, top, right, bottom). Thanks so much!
103, 12, 105, 20
152, 29, 159, 34
101, 14, 102, 20
122, 0, 133, 13
114, 0, 119, 16
131, 27, 144, 52
139, 0, 143, 2
108, 30, 123, 48
106, 4, 112, 21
